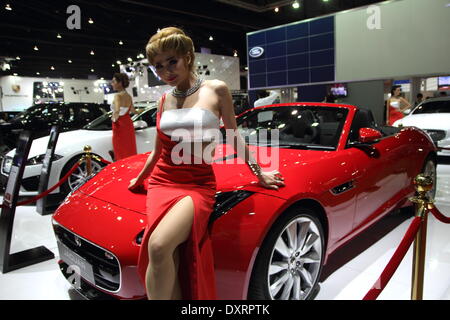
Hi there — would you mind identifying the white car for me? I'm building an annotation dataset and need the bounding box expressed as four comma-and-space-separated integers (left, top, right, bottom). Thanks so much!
393, 97, 450, 157
1, 105, 157, 196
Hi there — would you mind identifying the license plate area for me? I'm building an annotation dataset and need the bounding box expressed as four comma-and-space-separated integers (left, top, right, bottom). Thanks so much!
57, 240, 96, 285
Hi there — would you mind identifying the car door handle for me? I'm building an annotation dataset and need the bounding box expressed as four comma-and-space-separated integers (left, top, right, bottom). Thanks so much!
330, 180, 355, 195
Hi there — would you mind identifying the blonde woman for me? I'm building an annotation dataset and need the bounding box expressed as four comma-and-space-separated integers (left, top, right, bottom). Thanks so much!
128, 27, 284, 300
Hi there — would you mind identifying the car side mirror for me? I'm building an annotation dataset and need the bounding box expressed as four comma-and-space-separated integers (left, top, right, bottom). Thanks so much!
133, 120, 148, 130
359, 127, 382, 144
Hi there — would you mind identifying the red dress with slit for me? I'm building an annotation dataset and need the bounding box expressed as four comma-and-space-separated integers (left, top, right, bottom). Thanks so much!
137, 94, 218, 299
112, 106, 137, 160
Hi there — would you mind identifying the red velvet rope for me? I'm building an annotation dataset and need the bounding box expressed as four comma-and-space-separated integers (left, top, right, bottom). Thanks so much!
363, 216, 422, 300
0, 161, 80, 209
98, 157, 112, 165
430, 206, 450, 224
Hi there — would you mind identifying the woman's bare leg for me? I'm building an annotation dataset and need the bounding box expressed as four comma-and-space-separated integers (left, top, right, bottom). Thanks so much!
146, 196, 194, 300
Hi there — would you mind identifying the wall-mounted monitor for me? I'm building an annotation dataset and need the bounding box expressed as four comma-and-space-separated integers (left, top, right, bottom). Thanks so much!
438, 76, 450, 89
328, 83, 348, 97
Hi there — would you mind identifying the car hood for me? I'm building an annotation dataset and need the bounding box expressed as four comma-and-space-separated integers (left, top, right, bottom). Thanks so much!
76, 144, 334, 214
396, 113, 450, 131
5, 129, 112, 159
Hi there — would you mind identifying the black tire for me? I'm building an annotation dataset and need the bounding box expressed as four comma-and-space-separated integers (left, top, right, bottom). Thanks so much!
248, 207, 325, 300
401, 154, 437, 216
59, 155, 105, 195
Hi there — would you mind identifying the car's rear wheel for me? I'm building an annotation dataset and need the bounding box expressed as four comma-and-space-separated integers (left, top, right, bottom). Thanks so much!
422, 156, 437, 201
248, 207, 325, 300
60, 156, 104, 195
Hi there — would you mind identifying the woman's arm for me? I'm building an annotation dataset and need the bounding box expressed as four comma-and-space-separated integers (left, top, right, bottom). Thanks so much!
386, 98, 390, 124
128, 100, 163, 189
112, 94, 120, 122
399, 97, 411, 112
215, 81, 284, 190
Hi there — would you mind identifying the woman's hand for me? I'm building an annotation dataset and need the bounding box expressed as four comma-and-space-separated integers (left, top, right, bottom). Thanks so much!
257, 170, 285, 190
128, 177, 143, 190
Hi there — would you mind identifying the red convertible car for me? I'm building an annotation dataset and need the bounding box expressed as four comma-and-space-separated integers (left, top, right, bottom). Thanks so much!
52, 103, 437, 300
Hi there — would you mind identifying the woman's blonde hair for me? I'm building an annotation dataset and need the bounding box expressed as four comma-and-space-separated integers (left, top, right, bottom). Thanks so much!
146, 27, 195, 72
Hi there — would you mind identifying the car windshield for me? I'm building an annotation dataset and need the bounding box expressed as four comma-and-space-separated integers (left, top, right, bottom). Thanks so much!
83, 107, 157, 131
11, 103, 63, 122
234, 105, 348, 150
413, 100, 450, 114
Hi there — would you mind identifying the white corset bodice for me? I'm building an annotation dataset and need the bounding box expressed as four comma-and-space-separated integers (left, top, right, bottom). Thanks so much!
160, 107, 221, 142
110, 104, 130, 116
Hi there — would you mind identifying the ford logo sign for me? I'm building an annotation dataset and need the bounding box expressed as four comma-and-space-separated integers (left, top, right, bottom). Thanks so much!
249, 47, 264, 58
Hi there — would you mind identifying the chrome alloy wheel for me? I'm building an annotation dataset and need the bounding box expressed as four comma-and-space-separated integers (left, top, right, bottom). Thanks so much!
68, 161, 103, 191
423, 159, 437, 200
267, 216, 323, 300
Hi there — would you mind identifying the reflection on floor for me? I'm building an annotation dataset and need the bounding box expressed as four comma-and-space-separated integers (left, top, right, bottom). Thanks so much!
0, 165, 449, 300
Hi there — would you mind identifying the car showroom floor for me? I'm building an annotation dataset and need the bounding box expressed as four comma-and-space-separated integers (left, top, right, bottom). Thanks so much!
0, 164, 449, 300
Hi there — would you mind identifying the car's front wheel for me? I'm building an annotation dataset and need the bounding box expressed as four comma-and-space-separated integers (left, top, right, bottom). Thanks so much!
248, 207, 325, 300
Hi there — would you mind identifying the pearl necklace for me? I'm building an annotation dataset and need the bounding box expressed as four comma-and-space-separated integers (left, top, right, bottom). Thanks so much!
171, 78, 203, 98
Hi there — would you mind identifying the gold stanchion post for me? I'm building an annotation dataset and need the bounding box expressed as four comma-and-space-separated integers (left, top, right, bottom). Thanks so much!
83, 145, 93, 176
409, 174, 434, 300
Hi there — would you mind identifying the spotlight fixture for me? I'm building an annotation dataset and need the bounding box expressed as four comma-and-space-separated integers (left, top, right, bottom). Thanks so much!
13, 73, 18, 76
233, 50, 238, 57
36, 72, 40, 75
50, 66, 55, 70
33, 45, 39, 51
68, 59, 72, 63
274, 7, 279, 12
292, 1, 300, 9
209, 36, 214, 41
57, 33, 62, 39
5, 4, 12, 11
88, 18, 94, 24
116, 60, 122, 65
127, 57, 132, 62
112, 64, 115, 67
16, 56, 21, 60
119, 40, 124, 45
90, 50, 95, 55
91, 68, 94, 72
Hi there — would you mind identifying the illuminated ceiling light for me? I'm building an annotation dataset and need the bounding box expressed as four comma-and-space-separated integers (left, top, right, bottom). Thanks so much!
57, 33, 62, 39
36, 72, 40, 75
16, 56, 21, 60
90, 50, 95, 55
292, 1, 300, 9
13, 73, 18, 76
33, 45, 39, 51
274, 7, 279, 12
127, 57, 132, 62
91, 68, 95, 72
50, 66, 55, 70
233, 50, 238, 57
5, 4, 12, 11
209, 36, 213, 41
88, 18, 94, 24
100, 77, 104, 80
119, 40, 123, 45
112, 64, 115, 67
116, 60, 122, 65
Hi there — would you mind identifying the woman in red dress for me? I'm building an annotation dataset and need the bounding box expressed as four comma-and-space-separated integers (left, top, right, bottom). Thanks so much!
111, 73, 137, 160
386, 85, 411, 125
128, 27, 285, 300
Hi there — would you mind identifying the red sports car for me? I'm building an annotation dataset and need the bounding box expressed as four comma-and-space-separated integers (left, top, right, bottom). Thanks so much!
52, 103, 437, 300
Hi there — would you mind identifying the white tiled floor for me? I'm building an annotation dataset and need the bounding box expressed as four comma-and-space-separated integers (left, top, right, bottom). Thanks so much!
0, 165, 449, 300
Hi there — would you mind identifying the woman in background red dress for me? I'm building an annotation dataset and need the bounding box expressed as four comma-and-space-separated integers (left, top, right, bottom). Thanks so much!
128, 27, 285, 300
111, 73, 137, 160
386, 85, 411, 125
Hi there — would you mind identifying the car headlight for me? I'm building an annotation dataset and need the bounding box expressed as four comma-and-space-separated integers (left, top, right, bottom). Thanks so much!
2, 157, 13, 174
209, 190, 254, 224
26, 154, 63, 166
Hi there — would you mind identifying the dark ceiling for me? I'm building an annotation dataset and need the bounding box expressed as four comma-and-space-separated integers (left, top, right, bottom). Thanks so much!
0, 0, 384, 80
